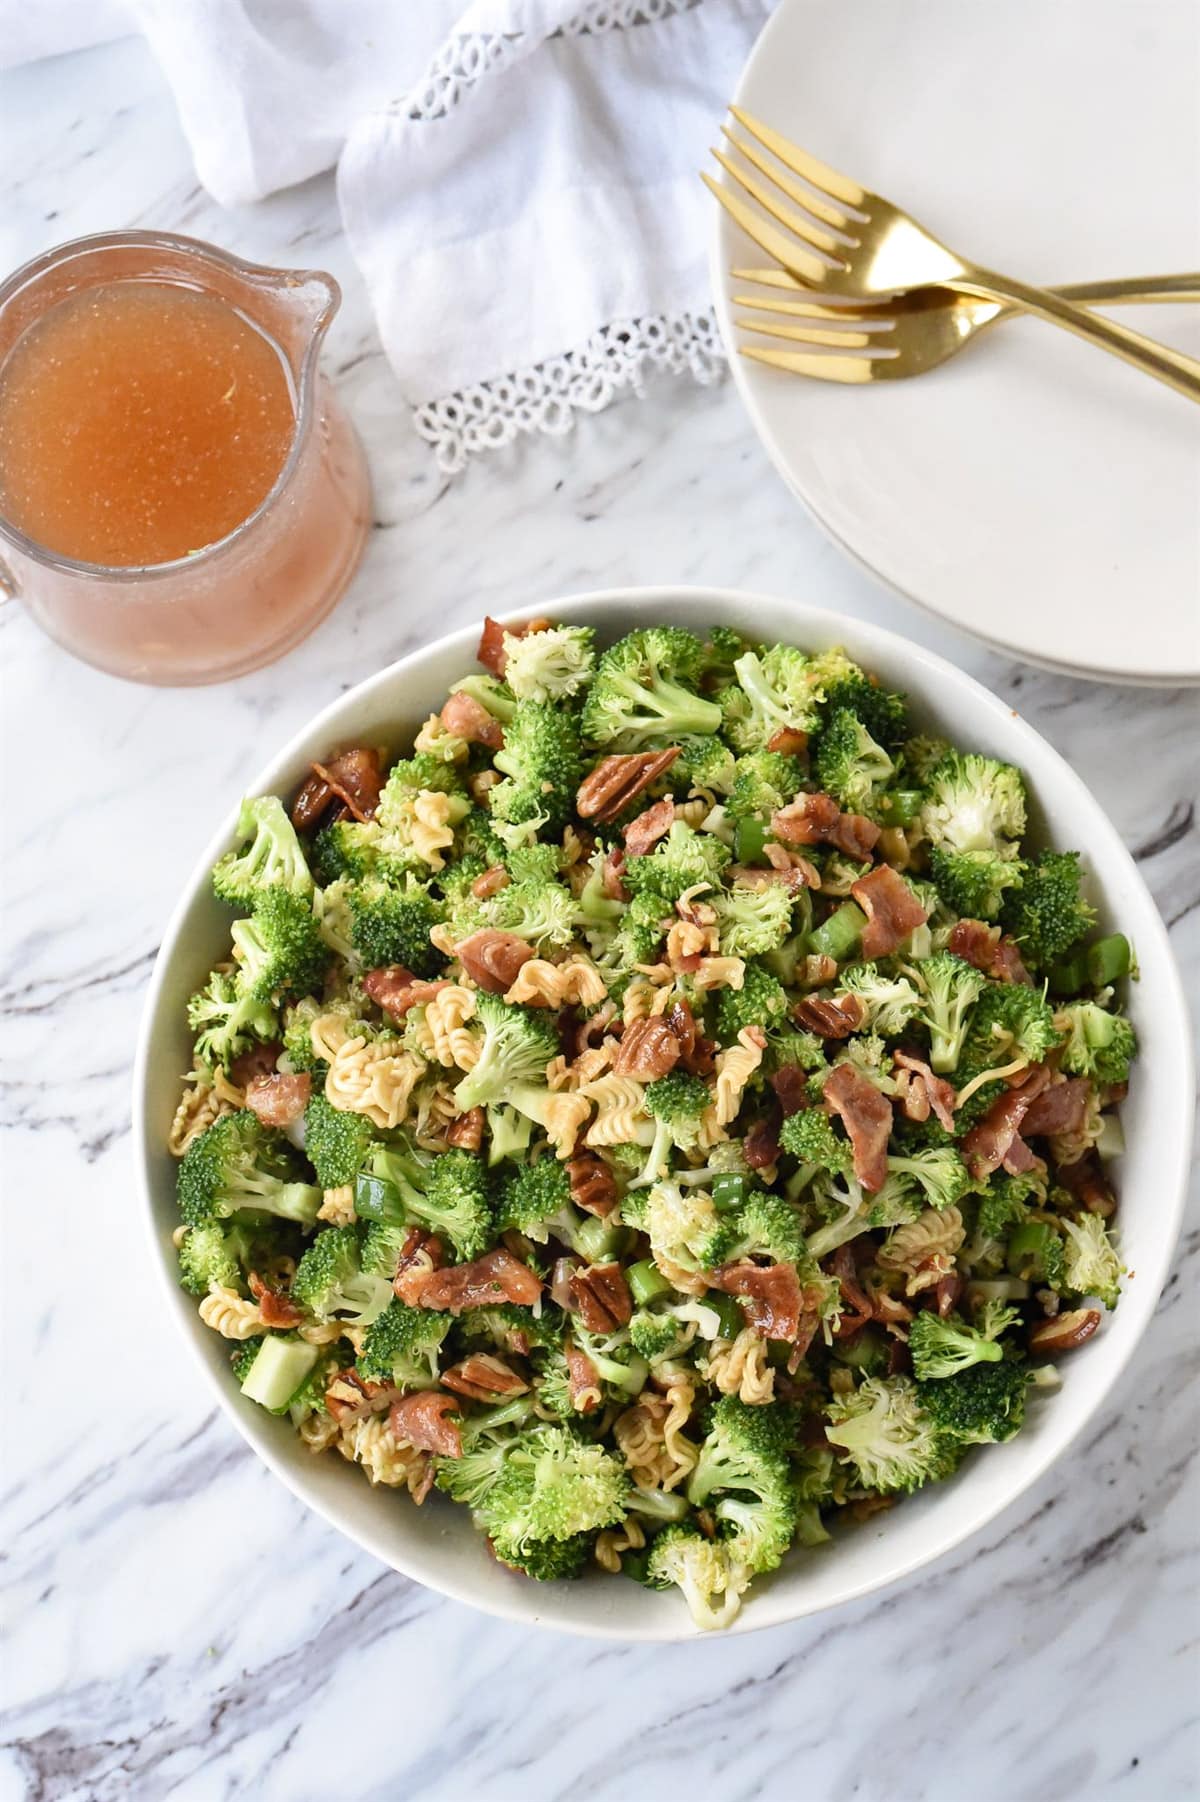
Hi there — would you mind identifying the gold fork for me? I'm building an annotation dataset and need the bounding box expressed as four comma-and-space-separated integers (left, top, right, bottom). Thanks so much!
703, 108, 1200, 401
731, 268, 1200, 382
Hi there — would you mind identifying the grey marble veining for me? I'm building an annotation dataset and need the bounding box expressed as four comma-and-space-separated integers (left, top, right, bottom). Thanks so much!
1, 33, 1198, 1802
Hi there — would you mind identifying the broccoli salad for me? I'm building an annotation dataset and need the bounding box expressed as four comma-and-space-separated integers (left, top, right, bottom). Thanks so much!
170, 617, 1137, 1631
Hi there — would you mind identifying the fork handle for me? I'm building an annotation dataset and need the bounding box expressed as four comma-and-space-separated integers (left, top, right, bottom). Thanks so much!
1055, 273, 1200, 306
953, 269, 1200, 399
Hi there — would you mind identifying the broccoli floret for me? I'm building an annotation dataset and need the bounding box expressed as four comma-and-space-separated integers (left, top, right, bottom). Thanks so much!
975, 1171, 1040, 1244
310, 818, 381, 886
677, 736, 739, 795
883, 1147, 973, 1212
686, 1396, 794, 1566
358, 1298, 449, 1388
347, 875, 444, 977
368, 1145, 493, 1261
456, 807, 508, 870
359, 1217, 410, 1281
629, 1309, 692, 1363
927, 846, 1025, 923
490, 702, 583, 837
714, 962, 790, 1040
1057, 1001, 1137, 1087
497, 1159, 573, 1238
229, 888, 329, 1003
580, 628, 722, 750
641, 1074, 713, 1185
819, 674, 909, 752
452, 992, 559, 1112
187, 969, 278, 1072
501, 623, 596, 702
839, 961, 923, 1037
1002, 850, 1096, 968
725, 751, 805, 823
291, 1223, 394, 1325
231, 1336, 265, 1385
824, 1375, 943, 1492
900, 733, 951, 785
494, 1534, 592, 1581
713, 884, 794, 958
920, 752, 1027, 921
457, 1304, 556, 1357
212, 795, 313, 905
916, 951, 987, 1072
779, 1108, 852, 1175
916, 1359, 1029, 1445
643, 1522, 747, 1631
481, 1425, 630, 1553
720, 1192, 805, 1266
765, 1026, 827, 1074
302, 1092, 375, 1188
646, 1180, 735, 1279
177, 1112, 321, 1229
484, 876, 579, 951
956, 982, 1061, 1107
908, 1311, 1006, 1381
1060, 1212, 1123, 1309
177, 1219, 250, 1295
485, 1102, 534, 1165
623, 820, 730, 907
812, 709, 895, 814
449, 673, 518, 725
722, 645, 821, 752
379, 752, 468, 819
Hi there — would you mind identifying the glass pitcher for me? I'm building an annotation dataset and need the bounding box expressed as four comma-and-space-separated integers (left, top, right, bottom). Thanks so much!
0, 231, 371, 685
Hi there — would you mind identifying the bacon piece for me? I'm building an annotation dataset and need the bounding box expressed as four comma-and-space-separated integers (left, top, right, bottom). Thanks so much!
441, 1354, 529, 1402
893, 1051, 957, 1132
962, 1064, 1052, 1181
389, 1391, 464, 1458
577, 748, 681, 825
1021, 1077, 1092, 1139
771, 791, 881, 861
1001, 1133, 1040, 1176
455, 929, 534, 993
744, 1111, 782, 1169
392, 1228, 446, 1305
362, 968, 449, 1021
228, 1042, 282, 1088
476, 614, 552, 677
292, 745, 385, 831
445, 1106, 485, 1151
419, 1248, 542, 1314
612, 1015, 681, 1081
795, 994, 865, 1039
851, 865, 929, 959
769, 1065, 810, 1118
1055, 1150, 1116, 1215
566, 1145, 618, 1217
564, 1341, 602, 1412
601, 846, 630, 901
662, 996, 716, 1077
948, 918, 1032, 986
830, 1243, 875, 1331
568, 1262, 633, 1332
622, 795, 676, 858
244, 1071, 311, 1129
248, 1272, 305, 1329
710, 1260, 804, 1342
440, 690, 504, 750
767, 726, 809, 756
822, 1061, 893, 1192
471, 864, 510, 901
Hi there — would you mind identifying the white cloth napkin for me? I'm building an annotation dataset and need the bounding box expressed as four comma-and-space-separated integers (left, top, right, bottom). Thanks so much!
5, 0, 775, 469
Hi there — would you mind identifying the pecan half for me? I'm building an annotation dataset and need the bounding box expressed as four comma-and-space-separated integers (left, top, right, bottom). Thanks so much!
577, 748, 681, 824
665, 997, 717, 1077
471, 864, 510, 900
794, 993, 866, 1038
566, 1146, 618, 1216
611, 1015, 682, 1081
441, 690, 504, 750
441, 1354, 529, 1402
455, 929, 534, 993
1028, 1308, 1102, 1355
445, 1106, 485, 1150
568, 1262, 633, 1332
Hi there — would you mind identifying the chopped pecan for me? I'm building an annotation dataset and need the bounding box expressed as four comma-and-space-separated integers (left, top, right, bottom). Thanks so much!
574, 1000, 618, 1056
767, 726, 809, 755
623, 796, 676, 857
611, 1015, 682, 1081
568, 1262, 633, 1333
566, 1146, 618, 1217
797, 953, 839, 989
455, 929, 534, 993
1028, 1308, 1102, 1355
664, 997, 717, 1078
577, 748, 681, 824
244, 1071, 311, 1129
389, 1391, 464, 1457
325, 1369, 399, 1424
471, 864, 510, 900
445, 1106, 485, 1151
392, 1228, 446, 1304
228, 1041, 283, 1088
731, 857, 819, 894
744, 1111, 782, 1169
794, 993, 866, 1039
292, 746, 385, 830
933, 1272, 963, 1319
441, 690, 504, 750
441, 1354, 529, 1402
893, 1051, 957, 1132
469, 768, 501, 803
419, 1248, 543, 1314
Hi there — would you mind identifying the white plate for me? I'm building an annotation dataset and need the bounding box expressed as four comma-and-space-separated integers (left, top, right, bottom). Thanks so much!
710, 0, 1200, 683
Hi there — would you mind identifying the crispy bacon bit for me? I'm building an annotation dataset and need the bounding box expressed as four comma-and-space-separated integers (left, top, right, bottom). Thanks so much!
772, 791, 881, 862
962, 1064, 1052, 1181
830, 1243, 875, 1330
933, 1272, 963, 1318
893, 1051, 957, 1132
362, 966, 447, 1020
292, 745, 385, 831
244, 1070, 311, 1129
1021, 1077, 1092, 1139
441, 690, 504, 750
441, 1354, 529, 1402
247, 1272, 305, 1329
577, 748, 681, 824
822, 1061, 892, 1192
769, 1065, 810, 1118
851, 865, 929, 958
601, 846, 630, 901
611, 1015, 681, 1081
1028, 1308, 1102, 1355
471, 864, 510, 900
566, 1145, 618, 1217
228, 1042, 282, 1088
392, 1228, 446, 1304
948, 918, 1033, 986
744, 1112, 782, 1169
445, 1106, 485, 1151
419, 1248, 542, 1314
565, 1340, 602, 1412
476, 614, 555, 676
622, 796, 676, 857
711, 1260, 803, 1342
1056, 1150, 1116, 1216
568, 1262, 633, 1333
794, 993, 866, 1039
389, 1391, 464, 1458
455, 929, 534, 993
325, 1370, 399, 1424
767, 726, 809, 755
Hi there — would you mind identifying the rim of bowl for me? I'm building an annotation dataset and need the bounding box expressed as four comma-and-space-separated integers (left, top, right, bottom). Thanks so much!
132, 584, 1194, 1640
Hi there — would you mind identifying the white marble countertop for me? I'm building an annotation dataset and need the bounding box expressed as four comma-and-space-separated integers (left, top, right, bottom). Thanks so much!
2, 33, 1197, 1802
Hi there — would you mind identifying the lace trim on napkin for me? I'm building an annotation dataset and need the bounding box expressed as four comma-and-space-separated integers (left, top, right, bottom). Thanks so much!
412, 309, 725, 474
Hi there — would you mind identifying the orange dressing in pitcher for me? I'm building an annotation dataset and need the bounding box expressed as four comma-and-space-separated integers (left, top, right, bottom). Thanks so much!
0, 280, 295, 566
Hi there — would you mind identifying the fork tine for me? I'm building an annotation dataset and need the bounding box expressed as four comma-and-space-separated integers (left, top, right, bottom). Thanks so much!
731, 264, 808, 291
728, 108, 868, 210
739, 344, 878, 384
701, 172, 830, 284
720, 124, 854, 236
709, 149, 848, 268
734, 297, 895, 332
734, 315, 880, 350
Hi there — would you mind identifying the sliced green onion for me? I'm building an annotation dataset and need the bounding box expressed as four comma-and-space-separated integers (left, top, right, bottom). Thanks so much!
354, 1172, 405, 1225
809, 901, 867, 962
711, 1172, 749, 1211
1087, 933, 1133, 987
877, 789, 923, 826
735, 817, 768, 864
627, 1259, 671, 1306
710, 1295, 745, 1341
1006, 1222, 1060, 1280
1046, 951, 1088, 996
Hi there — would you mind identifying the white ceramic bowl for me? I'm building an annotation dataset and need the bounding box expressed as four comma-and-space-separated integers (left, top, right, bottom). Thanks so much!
133, 587, 1193, 1640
